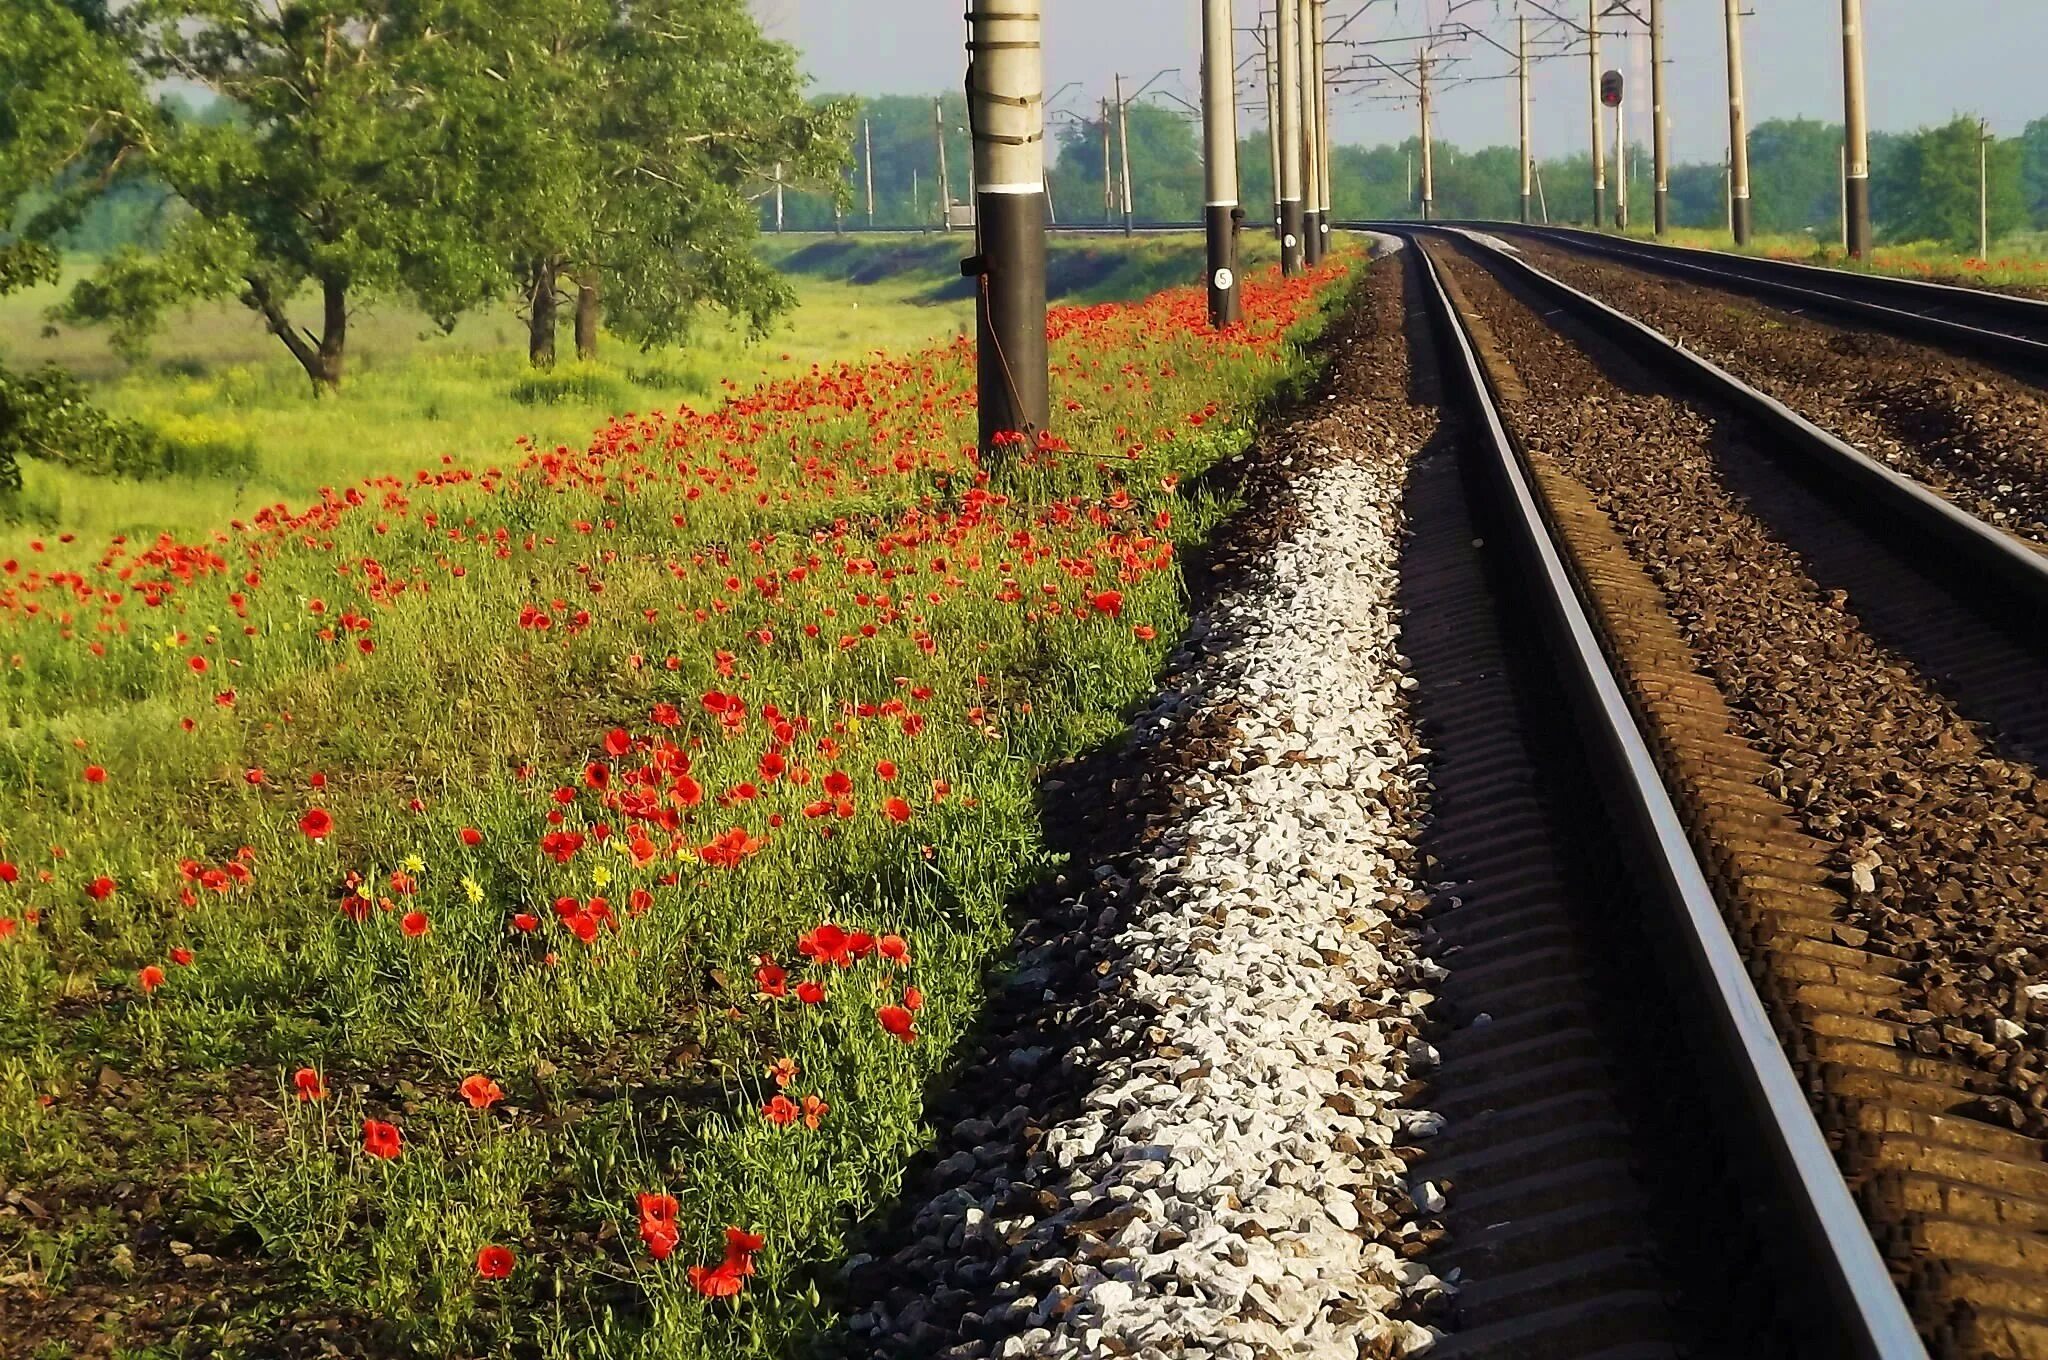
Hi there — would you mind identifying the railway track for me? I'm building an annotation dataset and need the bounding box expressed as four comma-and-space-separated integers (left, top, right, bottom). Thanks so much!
1396, 222, 2048, 381
1385, 223, 2048, 1358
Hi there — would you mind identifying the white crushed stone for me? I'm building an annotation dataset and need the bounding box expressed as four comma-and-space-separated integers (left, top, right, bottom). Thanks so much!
852, 455, 1447, 1358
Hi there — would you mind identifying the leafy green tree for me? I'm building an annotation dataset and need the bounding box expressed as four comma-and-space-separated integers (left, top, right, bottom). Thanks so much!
1049, 102, 1201, 224
1884, 115, 2025, 248
772, 94, 966, 232
2023, 118, 2048, 229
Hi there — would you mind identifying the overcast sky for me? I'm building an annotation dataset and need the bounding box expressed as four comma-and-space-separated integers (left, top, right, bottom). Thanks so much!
751, 1, 2046, 165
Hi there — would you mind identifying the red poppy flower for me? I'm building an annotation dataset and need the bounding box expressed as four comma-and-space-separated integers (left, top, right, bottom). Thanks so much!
801, 1094, 830, 1129
187, 655, 210, 673
904, 986, 925, 1012
299, 808, 333, 840
822, 770, 853, 798
879, 934, 910, 965
512, 912, 540, 933
883, 796, 912, 823
584, 762, 611, 791
650, 702, 682, 727
294, 1067, 329, 1101
795, 979, 826, 1005
1090, 590, 1124, 616
689, 1259, 743, 1296
604, 728, 633, 757
1134, 625, 1157, 640
86, 876, 116, 900
0, 862, 16, 884
401, 911, 430, 937
725, 1226, 766, 1257
767, 1056, 798, 1089
83, 765, 107, 784
761, 1093, 798, 1126
460, 1074, 504, 1109
798, 924, 852, 967
361, 1118, 403, 1159
460, 826, 483, 847
637, 1191, 679, 1225
137, 965, 165, 994
755, 962, 788, 998
875, 760, 898, 781
476, 1244, 515, 1280
877, 1004, 918, 1042
170, 947, 194, 966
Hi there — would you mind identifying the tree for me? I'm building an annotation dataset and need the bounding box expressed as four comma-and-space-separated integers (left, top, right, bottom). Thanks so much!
45, 0, 512, 392
1883, 115, 2025, 248
1048, 102, 1201, 225
2015, 117, 2048, 229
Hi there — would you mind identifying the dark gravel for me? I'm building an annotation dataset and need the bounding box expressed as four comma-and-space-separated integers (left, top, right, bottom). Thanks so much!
1516, 240, 2048, 547
1436, 241, 2048, 1137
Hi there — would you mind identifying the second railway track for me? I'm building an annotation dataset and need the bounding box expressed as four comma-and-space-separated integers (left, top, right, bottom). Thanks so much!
1384, 223, 2048, 1358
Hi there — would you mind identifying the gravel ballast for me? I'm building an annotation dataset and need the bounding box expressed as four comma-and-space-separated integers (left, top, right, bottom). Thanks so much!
842, 263, 1446, 1358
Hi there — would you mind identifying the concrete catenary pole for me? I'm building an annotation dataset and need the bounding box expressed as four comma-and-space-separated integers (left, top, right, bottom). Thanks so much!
1298, 0, 1322, 264
863, 118, 876, 227
934, 98, 953, 231
1615, 92, 1628, 229
1101, 97, 1115, 224
1418, 49, 1435, 222
774, 161, 784, 231
1589, 0, 1605, 228
1313, 0, 1332, 256
1115, 73, 1135, 237
1841, 0, 1872, 259
1519, 16, 1533, 224
1265, 25, 1283, 237
1651, 0, 1669, 236
965, 2, 1048, 455
1724, 0, 1752, 244
1201, 0, 1242, 327
1980, 119, 1991, 261
1276, 0, 1305, 272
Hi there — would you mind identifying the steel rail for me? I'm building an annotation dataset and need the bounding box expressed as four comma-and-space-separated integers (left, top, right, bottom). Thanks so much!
1399, 226, 1930, 1360
1422, 220, 2048, 373
1396, 222, 2048, 646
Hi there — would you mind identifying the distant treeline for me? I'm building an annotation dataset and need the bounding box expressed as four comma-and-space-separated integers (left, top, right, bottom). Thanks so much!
766, 97, 2048, 250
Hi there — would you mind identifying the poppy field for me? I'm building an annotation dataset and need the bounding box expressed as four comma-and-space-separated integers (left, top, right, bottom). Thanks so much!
0, 255, 1350, 1357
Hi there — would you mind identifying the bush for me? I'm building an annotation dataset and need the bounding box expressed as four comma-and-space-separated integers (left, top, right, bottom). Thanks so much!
506, 364, 631, 408
0, 361, 256, 483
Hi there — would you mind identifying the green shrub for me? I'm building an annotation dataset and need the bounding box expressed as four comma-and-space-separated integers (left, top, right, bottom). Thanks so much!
0, 361, 256, 483
506, 364, 630, 408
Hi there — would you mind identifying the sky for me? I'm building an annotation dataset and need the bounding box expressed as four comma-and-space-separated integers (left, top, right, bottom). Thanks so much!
750, 1, 2047, 165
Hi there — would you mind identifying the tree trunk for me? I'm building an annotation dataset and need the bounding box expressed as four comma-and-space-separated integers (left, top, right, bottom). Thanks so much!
574, 268, 600, 361
529, 258, 559, 370
245, 275, 346, 395
310, 277, 346, 391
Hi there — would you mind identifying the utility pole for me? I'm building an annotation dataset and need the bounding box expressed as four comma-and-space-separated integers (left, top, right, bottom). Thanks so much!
1312, 0, 1332, 259
1276, 0, 1304, 272
1724, 0, 1752, 244
1201, 0, 1241, 327
1650, 0, 1669, 236
1101, 98, 1114, 224
1265, 24, 1283, 238
1419, 49, 1435, 222
1115, 73, 1135, 237
934, 99, 953, 233
1519, 16, 1533, 224
774, 161, 784, 232
1298, 0, 1322, 264
863, 118, 876, 227
1841, 0, 1871, 258
1589, 0, 1605, 228
964, 2, 1047, 455
1980, 118, 1991, 261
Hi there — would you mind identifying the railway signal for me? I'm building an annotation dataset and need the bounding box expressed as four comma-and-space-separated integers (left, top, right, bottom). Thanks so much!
1600, 69, 1623, 108
962, 3, 1047, 456
1602, 71, 1625, 231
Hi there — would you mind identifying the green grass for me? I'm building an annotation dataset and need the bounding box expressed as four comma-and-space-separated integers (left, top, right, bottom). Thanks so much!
0, 245, 1359, 1358
1619, 222, 2048, 290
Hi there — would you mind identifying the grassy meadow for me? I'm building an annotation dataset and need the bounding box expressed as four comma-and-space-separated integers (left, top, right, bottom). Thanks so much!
0, 229, 1356, 1359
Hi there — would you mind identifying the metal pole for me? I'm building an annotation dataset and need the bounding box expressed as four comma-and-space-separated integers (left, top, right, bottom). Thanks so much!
1725, 0, 1752, 245
1615, 97, 1627, 230
1116, 74, 1135, 237
1419, 50, 1435, 222
935, 99, 953, 232
1842, 0, 1871, 259
1298, 0, 1322, 263
1980, 119, 1990, 261
1264, 31, 1282, 236
1589, 0, 1605, 228
965, 2, 1047, 456
1277, 0, 1304, 272
1201, 0, 1242, 327
863, 118, 876, 227
1651, 0, 1669, 236
1519, 16, 1533, 224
